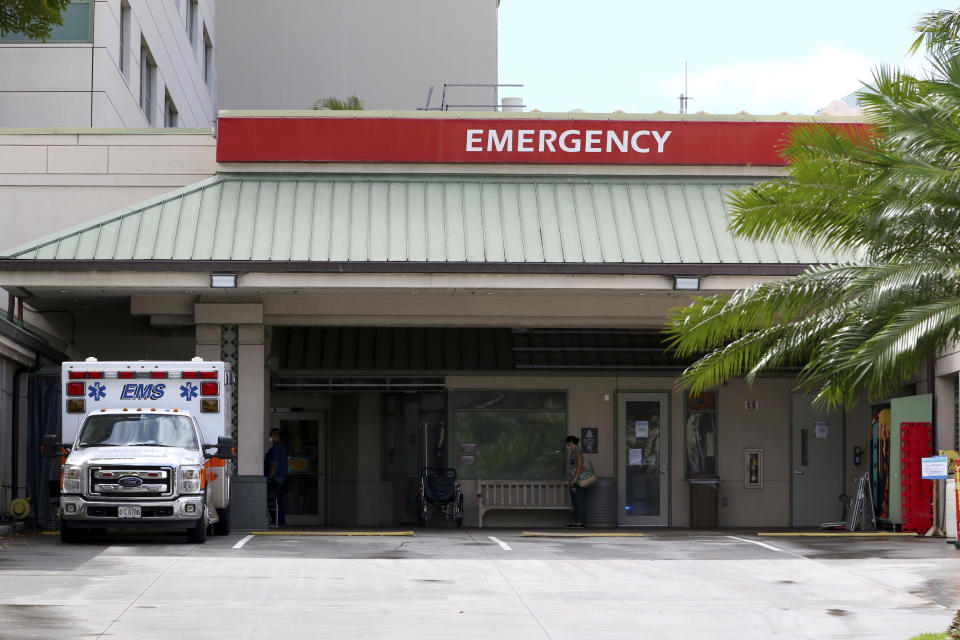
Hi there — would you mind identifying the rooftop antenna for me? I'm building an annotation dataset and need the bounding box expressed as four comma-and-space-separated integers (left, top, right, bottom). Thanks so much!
677, 61, 692, 114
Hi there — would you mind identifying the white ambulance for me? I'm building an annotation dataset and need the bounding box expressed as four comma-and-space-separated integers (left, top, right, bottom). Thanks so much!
43, 357, 236, 543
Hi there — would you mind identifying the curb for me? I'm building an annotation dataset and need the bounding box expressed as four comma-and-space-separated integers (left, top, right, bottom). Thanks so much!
0, 521, 29, 537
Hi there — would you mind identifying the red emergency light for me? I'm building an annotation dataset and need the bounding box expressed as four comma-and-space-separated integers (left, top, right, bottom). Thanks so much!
118, 371, 135, 379
200, 382, 219, 396
66, 382, 84, 396
150, 371, 168, 379
183, 371, 217, 379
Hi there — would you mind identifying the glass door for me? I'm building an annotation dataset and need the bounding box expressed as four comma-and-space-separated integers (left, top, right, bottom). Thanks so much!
272, 414, 326, 526
618, 392, 669, 526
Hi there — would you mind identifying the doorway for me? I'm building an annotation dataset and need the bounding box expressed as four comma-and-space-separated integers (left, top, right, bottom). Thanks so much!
617, 392, 669, 526
384, 392, 447, 525
271, 413, 327, 526
791, 393, 844, 526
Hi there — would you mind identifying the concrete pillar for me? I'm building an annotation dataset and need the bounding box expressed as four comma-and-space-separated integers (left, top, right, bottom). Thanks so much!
195, 303, 268, 528
238, 324, 265, 476
195, 323, 220, 361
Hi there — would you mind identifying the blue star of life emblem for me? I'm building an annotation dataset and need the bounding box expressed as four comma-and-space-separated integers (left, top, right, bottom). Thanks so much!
87, 382, 106, 401
180, 383, 198, 400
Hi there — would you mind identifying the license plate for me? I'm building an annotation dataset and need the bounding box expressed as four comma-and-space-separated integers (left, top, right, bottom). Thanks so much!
118, 506, 141, 519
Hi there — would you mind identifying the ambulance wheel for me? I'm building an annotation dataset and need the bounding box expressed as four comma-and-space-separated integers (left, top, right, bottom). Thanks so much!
213, 504, 231, 536
187, 516, 207, 544
60, 520, 86, 543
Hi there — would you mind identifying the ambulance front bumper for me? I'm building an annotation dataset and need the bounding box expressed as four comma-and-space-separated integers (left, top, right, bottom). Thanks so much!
60, 495, 204, 528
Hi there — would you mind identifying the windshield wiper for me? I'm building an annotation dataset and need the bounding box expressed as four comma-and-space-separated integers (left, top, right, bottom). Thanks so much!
127, 443, 177, 447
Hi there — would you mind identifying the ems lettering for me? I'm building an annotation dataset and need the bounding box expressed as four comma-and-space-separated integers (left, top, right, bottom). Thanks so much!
120, 383, 166, 400
465, 128, 673, 155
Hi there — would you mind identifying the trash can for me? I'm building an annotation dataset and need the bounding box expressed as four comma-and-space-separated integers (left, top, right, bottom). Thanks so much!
584, 477, 616, 527
688, 474, 719, 528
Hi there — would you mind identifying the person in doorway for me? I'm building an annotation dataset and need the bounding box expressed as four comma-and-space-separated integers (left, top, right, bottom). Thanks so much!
566, 435, 585, 527
264, 428, 287, 526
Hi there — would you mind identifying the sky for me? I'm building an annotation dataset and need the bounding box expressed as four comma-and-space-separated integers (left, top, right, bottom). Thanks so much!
497, 1, 945, 115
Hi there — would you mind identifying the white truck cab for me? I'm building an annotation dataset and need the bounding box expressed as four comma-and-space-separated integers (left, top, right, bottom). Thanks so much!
44, 358, 236, 543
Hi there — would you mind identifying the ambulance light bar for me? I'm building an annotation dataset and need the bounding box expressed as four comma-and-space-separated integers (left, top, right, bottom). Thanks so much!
66, 370, 219, 379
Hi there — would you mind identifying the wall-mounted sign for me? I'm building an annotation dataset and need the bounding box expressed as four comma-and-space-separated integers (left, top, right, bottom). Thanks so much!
458, 455, 477, 466
922, 455, 949, 480
218, 116, 868, 166
815, 421, 830, 439
744, 400, 758, 411
580, 427, 598, 454
459, 442, 477, 454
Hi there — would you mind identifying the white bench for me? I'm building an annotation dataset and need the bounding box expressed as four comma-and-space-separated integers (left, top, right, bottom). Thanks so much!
477, 480, 570, 527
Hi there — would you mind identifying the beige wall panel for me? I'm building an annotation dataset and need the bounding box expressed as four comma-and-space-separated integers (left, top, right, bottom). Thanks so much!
0, 134, 78, 145
710, 379, 793, 527
47, 145, 109, 174
0, 185, 198, 250
107, 144, 215, 174
0, 47, 93, 92
0, 146, 46, 173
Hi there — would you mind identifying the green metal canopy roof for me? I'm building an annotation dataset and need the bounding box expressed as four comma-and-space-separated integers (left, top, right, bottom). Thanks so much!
1, 174, 835, 268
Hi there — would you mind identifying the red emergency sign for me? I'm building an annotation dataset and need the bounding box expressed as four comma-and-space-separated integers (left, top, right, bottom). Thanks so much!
216, 116, 868, 166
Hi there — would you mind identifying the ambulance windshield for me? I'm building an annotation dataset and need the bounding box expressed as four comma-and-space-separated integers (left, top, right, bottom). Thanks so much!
77, 414, 199, 449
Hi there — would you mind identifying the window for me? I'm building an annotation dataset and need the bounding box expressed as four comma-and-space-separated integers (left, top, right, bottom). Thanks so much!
453, 390, 566, 480
140, 40, 156, 124
119, 2, 131, 78
0, 0, 93, 42
164, 92, 178, 127
203, 26, 213, 84
684, 393, 717, 477
188, 0, 199, 51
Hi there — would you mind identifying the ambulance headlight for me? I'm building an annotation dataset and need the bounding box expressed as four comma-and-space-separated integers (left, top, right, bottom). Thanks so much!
62, 465, 82, 494
179, 466, 202, 493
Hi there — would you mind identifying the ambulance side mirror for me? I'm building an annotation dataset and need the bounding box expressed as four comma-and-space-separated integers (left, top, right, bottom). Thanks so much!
41, 434, 69, 458
205, 436, 236, 460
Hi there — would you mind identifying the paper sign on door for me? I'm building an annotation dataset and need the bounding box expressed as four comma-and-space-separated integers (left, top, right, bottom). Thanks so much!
635, 421, 649, 438
628, 448, 644, 465
815, 421, 829, 438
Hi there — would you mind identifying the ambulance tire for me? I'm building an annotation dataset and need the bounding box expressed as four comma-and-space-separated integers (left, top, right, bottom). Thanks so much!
60, 520, 86, 543
187, 515, 208, 543
213, 504, 231, 536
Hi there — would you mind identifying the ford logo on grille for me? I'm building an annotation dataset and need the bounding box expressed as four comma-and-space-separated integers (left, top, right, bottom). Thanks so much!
118, 476, 143, 488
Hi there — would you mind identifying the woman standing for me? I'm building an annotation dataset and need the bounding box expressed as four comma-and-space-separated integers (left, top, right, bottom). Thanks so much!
565, 435, 584, 527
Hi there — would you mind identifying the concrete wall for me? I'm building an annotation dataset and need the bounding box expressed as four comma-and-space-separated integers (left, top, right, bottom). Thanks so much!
0, 0, 215, 127
0, 130, 215, 251
216, 0, 498, 111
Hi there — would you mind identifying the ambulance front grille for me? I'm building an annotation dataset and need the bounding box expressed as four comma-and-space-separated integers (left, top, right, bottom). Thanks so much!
88, 466, 173, 498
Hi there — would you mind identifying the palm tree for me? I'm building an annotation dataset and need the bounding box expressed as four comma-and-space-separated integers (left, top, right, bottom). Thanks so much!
312, 95, 363, 110
665, 9, 960, 408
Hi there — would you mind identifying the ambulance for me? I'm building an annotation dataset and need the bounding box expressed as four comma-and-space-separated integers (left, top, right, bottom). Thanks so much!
43, 358, 236, 543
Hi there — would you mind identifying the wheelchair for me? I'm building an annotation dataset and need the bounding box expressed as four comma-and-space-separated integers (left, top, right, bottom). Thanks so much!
418, 467, 464, 527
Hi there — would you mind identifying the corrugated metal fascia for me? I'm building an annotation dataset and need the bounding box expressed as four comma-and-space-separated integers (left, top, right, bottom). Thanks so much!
1, 176, 223, 258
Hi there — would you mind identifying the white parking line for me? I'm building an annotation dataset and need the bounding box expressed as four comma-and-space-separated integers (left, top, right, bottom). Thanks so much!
488, 536, 512, 551
233, 534, 254, 549
727, 535, 785, 553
